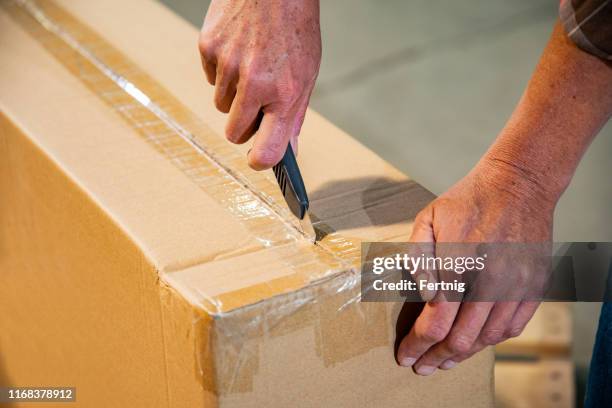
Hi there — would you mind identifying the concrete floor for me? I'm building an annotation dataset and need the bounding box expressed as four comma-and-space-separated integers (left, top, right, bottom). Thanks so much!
159, 0, 610, 404
160, 0, 610, 241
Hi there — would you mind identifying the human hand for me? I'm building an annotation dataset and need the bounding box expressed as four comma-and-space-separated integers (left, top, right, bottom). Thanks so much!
199, 0, 321, 170
396, 158, 556, 375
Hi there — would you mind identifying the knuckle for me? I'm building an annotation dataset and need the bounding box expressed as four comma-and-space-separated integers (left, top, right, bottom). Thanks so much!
414, 212, 427, 227
243, 74, 272, 94
220, 55, 238, 76
514, 270, 530, 288
446, 334, 473, 354
239, 68, 253, 85
481, 329, 505, 345
213, 95, 228, 113
415, 208, 426, 219
198, 35, 215, 57
225, 126, 239, 143
415, 205, 433, 225
506, 326, 525, 338
416, 323, 449, 344
250, 146, 282, 169
277, 79, 303, 105
240, 63, 258, 80
225, 121, 249, 144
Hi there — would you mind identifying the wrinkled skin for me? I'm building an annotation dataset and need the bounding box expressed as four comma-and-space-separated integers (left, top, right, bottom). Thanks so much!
396, 23, 612, 375
199, 0, 321, 170
396, 158, 555, 375
199, 1, 612, 378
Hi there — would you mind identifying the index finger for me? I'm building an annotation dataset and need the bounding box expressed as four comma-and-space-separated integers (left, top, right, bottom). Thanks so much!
396, 300, 460, 368
247, 110, 293, 170
408, 206, 438, 301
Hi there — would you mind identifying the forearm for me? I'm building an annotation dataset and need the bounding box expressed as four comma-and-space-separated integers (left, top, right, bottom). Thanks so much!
479, 22, 612, 207
401, 18, 612, 377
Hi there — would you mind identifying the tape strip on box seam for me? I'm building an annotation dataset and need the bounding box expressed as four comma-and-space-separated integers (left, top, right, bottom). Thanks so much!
2, 0, 382, 396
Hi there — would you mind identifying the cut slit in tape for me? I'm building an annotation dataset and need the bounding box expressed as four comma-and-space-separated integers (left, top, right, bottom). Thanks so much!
3, 0, 361, 266
2, 0, 386, 395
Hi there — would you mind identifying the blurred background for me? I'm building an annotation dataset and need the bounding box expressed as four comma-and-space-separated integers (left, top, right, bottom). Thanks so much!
158, 1, 611, 406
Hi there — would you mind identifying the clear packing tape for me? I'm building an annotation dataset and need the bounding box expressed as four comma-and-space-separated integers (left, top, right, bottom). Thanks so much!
2, 0, 402, 396
188, 266, 393, 396
4, 0, 309, 248
2, 0, 361, 276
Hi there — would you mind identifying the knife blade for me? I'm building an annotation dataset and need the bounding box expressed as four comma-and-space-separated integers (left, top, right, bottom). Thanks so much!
272, 145, 316, 241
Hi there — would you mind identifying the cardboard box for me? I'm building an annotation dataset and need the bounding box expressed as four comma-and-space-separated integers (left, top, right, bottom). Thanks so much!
0, 0, 494, 406
495, 359, 574, 408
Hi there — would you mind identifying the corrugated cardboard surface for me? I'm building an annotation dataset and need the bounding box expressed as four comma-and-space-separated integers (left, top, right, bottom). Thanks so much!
0, 113, 173, 407
0, 0, 494, 406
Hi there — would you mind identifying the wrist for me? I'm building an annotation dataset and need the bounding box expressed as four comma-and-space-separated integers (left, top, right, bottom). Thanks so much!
474, 151, 560, 214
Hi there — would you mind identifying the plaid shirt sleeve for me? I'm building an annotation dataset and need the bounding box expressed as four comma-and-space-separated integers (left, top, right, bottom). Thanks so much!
559, 0, 612, 60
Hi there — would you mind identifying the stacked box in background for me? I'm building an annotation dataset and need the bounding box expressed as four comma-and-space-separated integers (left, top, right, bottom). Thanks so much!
495, 303, 575, 408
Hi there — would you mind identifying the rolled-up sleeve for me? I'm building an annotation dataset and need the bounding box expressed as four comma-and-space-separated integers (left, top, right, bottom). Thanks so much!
559, 0, 612, 60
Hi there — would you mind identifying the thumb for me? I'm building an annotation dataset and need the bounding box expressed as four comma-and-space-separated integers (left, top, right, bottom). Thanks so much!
409, 205, 435, 243
409, 205, 438, 301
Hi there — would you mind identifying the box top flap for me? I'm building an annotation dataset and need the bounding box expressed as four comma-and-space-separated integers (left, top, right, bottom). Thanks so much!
0, 0, 434, 314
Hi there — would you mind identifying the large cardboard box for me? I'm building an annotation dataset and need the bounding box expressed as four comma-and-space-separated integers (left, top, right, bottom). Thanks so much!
0, 0, 494, 406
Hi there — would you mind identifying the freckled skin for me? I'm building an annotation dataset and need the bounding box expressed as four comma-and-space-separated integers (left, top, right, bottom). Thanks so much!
199, 0, 321, 170
199, 2, 612, 376
397, 23, 612, 376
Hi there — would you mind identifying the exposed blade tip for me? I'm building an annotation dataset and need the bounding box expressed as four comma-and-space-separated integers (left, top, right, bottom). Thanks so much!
299, 212, 317, 243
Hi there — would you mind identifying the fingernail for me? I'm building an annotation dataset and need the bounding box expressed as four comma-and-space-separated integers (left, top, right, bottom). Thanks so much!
400, 357, 416, 367
415, 365, 436, 376
440, 360, 457, 370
